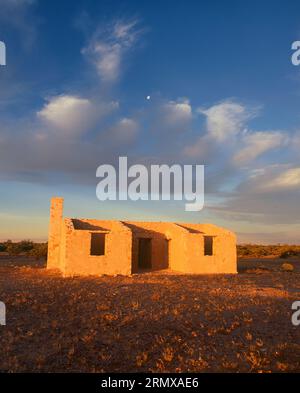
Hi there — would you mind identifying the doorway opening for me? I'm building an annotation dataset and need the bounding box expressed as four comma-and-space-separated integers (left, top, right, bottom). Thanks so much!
138, 238, 152, 269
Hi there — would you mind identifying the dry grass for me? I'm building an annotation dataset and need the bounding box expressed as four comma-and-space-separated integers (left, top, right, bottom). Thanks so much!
0, 255, 299, 372
237, 244, 300, 258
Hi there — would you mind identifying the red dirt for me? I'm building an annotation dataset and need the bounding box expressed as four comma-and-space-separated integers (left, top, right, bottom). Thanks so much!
0, 256, 299, 372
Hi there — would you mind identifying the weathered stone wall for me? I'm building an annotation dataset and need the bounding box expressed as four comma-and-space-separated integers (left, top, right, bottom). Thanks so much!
126, 221, 236, 274
47, 197, 237, 276
180, 224, 237, 274
125, 222, 170, 273
47, 197, 64, 270
125, 221, 195, 273
164, 224, 188, 272
62, 220, 132, 277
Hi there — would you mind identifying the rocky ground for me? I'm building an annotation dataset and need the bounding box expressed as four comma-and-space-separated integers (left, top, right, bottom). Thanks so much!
0, 256, 299, 372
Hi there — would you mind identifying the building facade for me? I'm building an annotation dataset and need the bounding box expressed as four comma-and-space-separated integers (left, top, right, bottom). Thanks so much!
47, 197, 237, 276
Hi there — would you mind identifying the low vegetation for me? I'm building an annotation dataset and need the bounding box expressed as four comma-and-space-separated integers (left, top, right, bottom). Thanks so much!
281, 263, 294, 272
0, 261, 299, 372
0, 246, 299, 372
237, 244, 300, 258
0, 240, 47, 260
1, 241, 300, 261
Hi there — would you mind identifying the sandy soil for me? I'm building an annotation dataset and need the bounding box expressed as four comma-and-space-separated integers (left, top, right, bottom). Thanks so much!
0, 256, 299, 373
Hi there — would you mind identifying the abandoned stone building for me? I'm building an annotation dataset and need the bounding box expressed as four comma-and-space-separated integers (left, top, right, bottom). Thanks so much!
47, 197, 237, 276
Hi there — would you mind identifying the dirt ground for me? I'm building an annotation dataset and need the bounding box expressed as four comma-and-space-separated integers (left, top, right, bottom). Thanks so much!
0, 255, 299, 373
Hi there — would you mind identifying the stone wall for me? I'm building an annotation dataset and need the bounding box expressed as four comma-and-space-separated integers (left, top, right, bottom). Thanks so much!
47, 197, 237, 276
62, 220, 132, 277
47, 197, 63, 269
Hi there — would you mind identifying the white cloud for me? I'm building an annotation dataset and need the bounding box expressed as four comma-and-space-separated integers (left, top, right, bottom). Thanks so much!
183, 100, 253, 159
198, 100, 255, 142
237, 164, 300, 193
37, 95, 118, 137
37, 95, 94, 136
233, 131, 286, 164
182, 100, 284, 165
262, 167, 300, 191
162, 99, 192, 127
82, 19, 142, 82
107, 117, 139, 144
211, 163, 300, 227
182, 135, 212, 158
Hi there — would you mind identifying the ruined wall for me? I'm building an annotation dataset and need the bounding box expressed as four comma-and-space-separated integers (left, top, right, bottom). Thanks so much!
124, 221, 236, 274
47, 197, 64, 270
47, 197, 236, 276
125, 222, 176, 273
58, 218, 71, 272
182, 224, 237, 274
62, 220, 132, 277
163, 224, 188, 272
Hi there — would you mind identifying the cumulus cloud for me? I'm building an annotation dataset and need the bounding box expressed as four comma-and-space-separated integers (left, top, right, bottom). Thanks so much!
82, 19, 142, 82
182, 100, 285, 168
37, 95, 118, 137
0, 92, 138, 184
182, 100, 254, 160
110, 117, 138, 142
101, 117, 139, 147
162, 99, 192, 127
180, 97, 300, 231
182, 135, 213, 159
198, 100, 255, 142
0, 119, 138, 184
1, 85, 299, 237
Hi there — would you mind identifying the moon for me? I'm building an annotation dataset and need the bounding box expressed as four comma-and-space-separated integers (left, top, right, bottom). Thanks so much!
146, 95, 151, 100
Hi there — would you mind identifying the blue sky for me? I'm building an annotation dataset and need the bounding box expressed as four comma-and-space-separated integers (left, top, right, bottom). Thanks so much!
1, 0, 300, 243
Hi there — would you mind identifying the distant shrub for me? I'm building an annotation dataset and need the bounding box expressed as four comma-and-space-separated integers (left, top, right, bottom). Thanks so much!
27, 243, 48, 260
280, 249, 300, 259
0, 240, 48, 259
238, 244, 300, 258
6, 240, 34, 256
2, 240, 47, 259
281, 263, 294, 272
